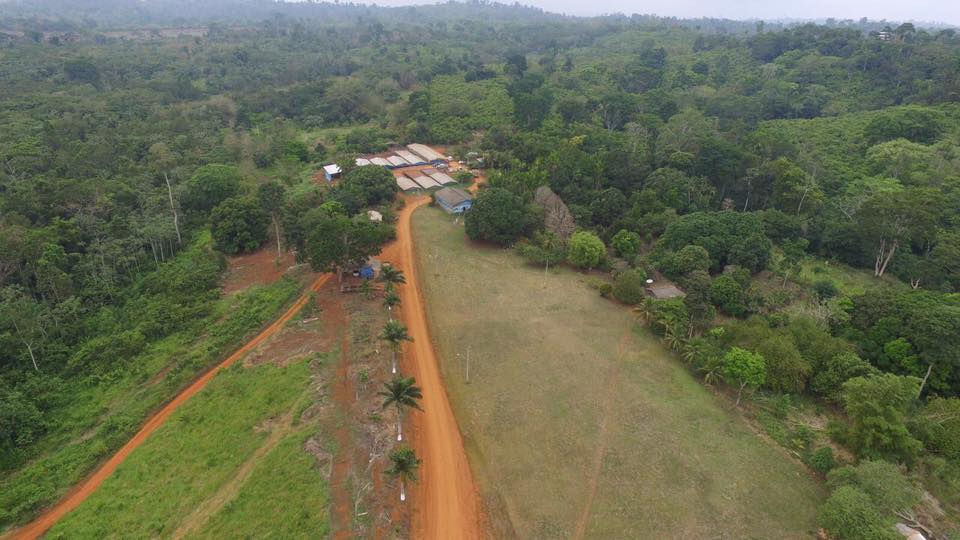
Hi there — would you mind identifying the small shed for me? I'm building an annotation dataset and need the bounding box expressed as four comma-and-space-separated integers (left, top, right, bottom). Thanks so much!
645, 283, 685, 299
323, 164, 342, 182
434, 187, 473, 214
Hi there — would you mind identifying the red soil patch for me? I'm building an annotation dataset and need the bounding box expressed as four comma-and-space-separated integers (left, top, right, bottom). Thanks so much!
221, 239, 297, 295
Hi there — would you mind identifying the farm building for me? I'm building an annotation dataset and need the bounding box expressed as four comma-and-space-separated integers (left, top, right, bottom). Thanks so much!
370, 157, 392, 167
355, 157, 372, 167
434, 187, 473, 214
396, 176, 420, 192
407, 171, 441, 189
407, 143, 446, 163
426, 170, 457, 185
396, 150, 426, 165
323, 164, 342, 182
386, 155, 409, 168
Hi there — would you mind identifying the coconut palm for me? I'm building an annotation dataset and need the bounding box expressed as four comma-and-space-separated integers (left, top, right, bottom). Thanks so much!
386, 446, 421, 502
379, 376, 423, 441
379, 320, 413, 374
379, 264, 406, 286
383, 288, 401, 319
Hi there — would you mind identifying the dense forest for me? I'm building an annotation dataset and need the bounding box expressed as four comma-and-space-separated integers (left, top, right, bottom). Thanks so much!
2, 1, 960, 538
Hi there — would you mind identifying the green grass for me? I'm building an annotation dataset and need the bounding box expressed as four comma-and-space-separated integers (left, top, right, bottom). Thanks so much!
0, 279, 300, 530
797, 258, 903, 297
412, 207, 825, 539
46, 360, 322, 539
191, 426, 331, 539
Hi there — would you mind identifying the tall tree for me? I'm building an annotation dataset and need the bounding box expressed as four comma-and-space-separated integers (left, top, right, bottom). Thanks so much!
379, 376, 423, 441
379, 320, 413, 374
386, 446, 421, 502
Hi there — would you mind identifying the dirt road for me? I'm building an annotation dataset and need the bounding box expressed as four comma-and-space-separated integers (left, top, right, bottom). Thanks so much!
3, 273, 332, 540
380, 196, 484, 539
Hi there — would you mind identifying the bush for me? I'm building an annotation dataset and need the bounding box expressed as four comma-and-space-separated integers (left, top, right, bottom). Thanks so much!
657, 244, 710, 280
612, 269, 647, 305
841, 374, 922, 462
813, 279, 840, 300
567, 231, 606, 269
819, 486, 900, 540
807, 446, 837, 475
610, 229, 642, 258
181, 164, 242, 214
811, 352, 879, 401
710, 274, 747, 317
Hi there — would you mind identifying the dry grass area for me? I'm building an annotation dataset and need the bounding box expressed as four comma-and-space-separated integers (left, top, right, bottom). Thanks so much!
412, 207, 824, 539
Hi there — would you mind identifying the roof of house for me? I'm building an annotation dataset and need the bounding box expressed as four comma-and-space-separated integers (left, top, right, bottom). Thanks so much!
435, 187, 472, 208
370, 157, 392, 167
645, 284, 685, 299
428, 171, 457, 185
407, 143, 445, 162
323, 164, 342, 175
386, 155, 409, 167
407, 172, 440, 189
355, 158, 372, 167
395, 176, 420, 191
396, 150, 425, 164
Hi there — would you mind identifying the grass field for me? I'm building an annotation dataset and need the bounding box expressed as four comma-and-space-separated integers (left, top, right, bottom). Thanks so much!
0, 279, 300, 530
412, 207, 825, 539
45, 359, 330, 539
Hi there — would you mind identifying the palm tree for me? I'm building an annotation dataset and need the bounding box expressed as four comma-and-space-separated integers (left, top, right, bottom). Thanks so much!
386, 446, 421, 502
379, 264, 406, 286
383, 288, 401, 319
633, 298, 654, 324
379, 320, 413, 374
379, 376, 423, 441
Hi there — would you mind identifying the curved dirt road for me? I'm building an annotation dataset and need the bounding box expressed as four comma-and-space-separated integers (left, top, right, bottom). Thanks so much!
3, 273, 332, 540
380, 196, 484, 540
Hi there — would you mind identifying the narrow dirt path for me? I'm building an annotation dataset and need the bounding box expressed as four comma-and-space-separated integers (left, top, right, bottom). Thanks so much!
3, 273, 332, 540
329, 301, 356, 540
571, 333, 628, 540
380, 196, 484, 539
169, 405, 299, 539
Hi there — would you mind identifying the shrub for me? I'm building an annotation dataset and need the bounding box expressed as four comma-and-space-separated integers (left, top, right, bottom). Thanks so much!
811, 352, 879, 401
807, 446, 837, 475
710, 274, 747, 317
568, 231, 606, 269
657, 244, 710, 280
819, 486, 900, 540
612, 269, 647, 305
841, 374, 922, 462
610, 229, 642, 258
813, 279, 840, 300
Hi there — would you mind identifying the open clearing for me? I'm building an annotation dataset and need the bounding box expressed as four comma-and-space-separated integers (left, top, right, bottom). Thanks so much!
412, 206, 824, 539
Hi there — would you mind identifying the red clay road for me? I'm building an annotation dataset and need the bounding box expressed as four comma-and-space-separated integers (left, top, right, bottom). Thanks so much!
381, 195, 485, 539
3, 273, 332, 540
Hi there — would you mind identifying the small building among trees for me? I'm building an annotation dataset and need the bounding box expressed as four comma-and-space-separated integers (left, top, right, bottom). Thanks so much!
323, 164, 342, 182
645, 283, 685, 299
434, 187, 473, 214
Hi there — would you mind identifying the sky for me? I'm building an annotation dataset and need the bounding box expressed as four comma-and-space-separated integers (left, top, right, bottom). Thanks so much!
371, 0, 960, 26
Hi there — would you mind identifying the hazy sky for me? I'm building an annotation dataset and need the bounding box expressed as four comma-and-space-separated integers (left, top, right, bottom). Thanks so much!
373, 0, 960, 26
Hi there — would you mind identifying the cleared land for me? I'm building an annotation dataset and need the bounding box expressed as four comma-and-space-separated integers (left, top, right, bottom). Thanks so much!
44, 360, 328, 539
412, 207, 825, 539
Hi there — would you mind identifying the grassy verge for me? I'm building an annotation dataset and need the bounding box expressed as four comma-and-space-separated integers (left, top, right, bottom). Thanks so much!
0, 279, 300, 529
412, 207, 824, 539
46, 360, 320, 538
